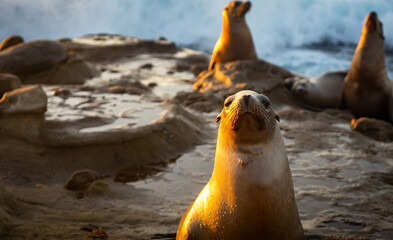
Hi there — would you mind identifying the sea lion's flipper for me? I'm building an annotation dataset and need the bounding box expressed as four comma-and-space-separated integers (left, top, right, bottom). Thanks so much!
208, 57, 216, 70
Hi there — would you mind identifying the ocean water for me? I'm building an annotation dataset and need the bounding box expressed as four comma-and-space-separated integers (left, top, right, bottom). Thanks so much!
1, 0, 393, 77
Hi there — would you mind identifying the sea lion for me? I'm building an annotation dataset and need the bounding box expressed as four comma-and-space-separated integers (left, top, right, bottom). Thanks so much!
208, 1, 257, 70
176, 90, 304, 240
285, 70, 347, 110
338, 12, 393, 123
0, 35, 24, 51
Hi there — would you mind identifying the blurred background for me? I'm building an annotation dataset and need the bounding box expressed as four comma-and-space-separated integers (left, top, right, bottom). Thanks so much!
1, 0, 392, 76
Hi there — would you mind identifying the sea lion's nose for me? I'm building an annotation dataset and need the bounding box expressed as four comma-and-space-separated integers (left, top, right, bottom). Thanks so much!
243, 95, 250, 105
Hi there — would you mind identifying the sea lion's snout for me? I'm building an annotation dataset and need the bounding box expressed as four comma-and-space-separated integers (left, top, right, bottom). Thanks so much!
237, 1, 251, 17
365, 11, 379, 32
242, 94, 250, 105
363, 11, 385, 41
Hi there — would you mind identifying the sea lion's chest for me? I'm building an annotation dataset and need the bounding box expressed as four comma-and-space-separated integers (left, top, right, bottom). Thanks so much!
345, 78, 387, 118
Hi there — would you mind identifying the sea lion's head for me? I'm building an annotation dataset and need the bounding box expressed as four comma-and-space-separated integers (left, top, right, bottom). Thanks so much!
216, 90, 280, 144
361, 12, 385, 42
223, 1, 251, 22
285, 76, 310, 99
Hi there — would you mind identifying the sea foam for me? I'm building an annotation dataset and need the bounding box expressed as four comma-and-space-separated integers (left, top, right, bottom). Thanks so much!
0, 0, 392, 55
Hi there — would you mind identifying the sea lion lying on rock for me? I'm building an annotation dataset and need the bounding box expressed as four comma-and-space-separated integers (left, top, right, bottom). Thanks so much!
285, 70, 347, 110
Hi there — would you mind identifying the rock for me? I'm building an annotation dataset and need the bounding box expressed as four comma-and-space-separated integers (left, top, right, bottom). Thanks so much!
175, 91, 223, 113
52, 88, 72, 99
139, 63, 153, 70
0, 73, 21, 98
64, 170, 99, 191
0, 35, 24, 51
351, 117, 393, 142
0, 85, 47, 114
21, 54, 100, 85
87, 180, 110, 194
109, 85, 126, 94
193, 59, 296, 108
63, 34, 178, 63
0, 40, 67, 77
0, 185, 18, 237
194, 59, 292, 94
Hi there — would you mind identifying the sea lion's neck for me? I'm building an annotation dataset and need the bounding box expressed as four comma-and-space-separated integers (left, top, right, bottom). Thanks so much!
223, 17, 248, 34
350, 36, 387, 83
211, 126, 287, 191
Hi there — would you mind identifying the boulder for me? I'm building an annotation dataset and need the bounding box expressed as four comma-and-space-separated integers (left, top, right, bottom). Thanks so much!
0, 40, 67, 77
0, 85, 47, 114
0, 73, 21, 98
0, 185, 18, 237
0, 35, 24, 51
351, 117, 393, 142
193, 59, 296, 108
22, 54, 100, 85
64, 170, 99, 191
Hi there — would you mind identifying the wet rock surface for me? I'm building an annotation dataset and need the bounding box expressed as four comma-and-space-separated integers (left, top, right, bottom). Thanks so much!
0, 185, 19, 238
0, 34, 392, 240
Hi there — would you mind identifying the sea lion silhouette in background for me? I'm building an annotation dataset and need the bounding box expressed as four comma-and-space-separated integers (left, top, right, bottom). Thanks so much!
176, 91, 304, 240
208, 1, 257, 70
285, 70, 347, 110
338, 12, 393, 123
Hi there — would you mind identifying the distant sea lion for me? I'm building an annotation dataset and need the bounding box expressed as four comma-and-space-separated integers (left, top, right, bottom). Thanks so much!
176, 90, 304, 240
285, 70, 347, 110
338, 12, 393, 123
208, 1, 257, 70
0, 35, 24, 51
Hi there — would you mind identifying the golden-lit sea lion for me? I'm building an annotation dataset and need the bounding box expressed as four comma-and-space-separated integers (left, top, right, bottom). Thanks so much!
176, 90, 304, 240
338, 12, 393, 123
0, 35, 24, 51
208, 1, 257, 70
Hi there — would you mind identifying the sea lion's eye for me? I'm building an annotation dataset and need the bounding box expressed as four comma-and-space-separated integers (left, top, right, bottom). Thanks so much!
257, 95, 270, 108
224, 99, 233, 108
262, 99, 270, 108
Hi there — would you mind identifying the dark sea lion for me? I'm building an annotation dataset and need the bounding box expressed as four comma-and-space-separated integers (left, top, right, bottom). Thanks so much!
338, 12, 393, 123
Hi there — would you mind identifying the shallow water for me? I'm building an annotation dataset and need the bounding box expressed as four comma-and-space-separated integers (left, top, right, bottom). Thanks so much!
130, 121, 393, 238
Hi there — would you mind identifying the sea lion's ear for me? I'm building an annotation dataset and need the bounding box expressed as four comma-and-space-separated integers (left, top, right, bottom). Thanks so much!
275, 114, 280, 122
216, 114, 221, 123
